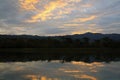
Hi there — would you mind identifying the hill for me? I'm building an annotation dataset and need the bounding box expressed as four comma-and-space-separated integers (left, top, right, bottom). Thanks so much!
0, 32, 120, 48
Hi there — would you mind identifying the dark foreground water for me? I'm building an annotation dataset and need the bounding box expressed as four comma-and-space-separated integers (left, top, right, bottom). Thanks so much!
0, 60, 120, 80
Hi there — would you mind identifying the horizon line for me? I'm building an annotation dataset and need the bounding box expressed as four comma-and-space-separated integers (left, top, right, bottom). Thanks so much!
0, 32, 120, 37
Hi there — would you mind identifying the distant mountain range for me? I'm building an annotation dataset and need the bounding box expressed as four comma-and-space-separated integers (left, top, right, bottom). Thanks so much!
64, 32, 120, 41
0, 32, 120, 41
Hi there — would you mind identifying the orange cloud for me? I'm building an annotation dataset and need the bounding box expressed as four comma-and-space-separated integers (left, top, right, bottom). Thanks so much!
28, 0, 67, 22
71, 28, 102, 35
82, 4, 92, 8
64, 70, 80, 73
68, 0, 82, 2
80, 75, 97, 80
73, 74, 97, 80
19, 0, 39, 11
63, 23, 81, 27
72, 30, 93, 34
21, 0, 83, 23
25, 75, 38, 80
25, 75, 58, 80
73, 15, 97, 22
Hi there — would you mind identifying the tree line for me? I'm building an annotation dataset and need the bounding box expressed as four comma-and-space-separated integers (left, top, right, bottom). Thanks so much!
0, 36, 120, 48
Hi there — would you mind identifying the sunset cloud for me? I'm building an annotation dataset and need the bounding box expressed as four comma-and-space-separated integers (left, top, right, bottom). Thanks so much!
72, 15, 97, 22
81, 4, 92, 8
26, 0, 82, 22
27, 0, 67, 22
19, 0, 39, 11
0, 0, 120, 35
25, 75, 38, 80
63, 23, 81, 27
73, 75, 96, 80
25, 75, 58, 80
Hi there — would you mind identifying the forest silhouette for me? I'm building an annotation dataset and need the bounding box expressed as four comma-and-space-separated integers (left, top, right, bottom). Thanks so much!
0, 33, 120, 48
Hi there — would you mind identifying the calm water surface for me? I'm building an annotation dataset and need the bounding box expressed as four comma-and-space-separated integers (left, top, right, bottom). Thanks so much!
0, 61, 120, 80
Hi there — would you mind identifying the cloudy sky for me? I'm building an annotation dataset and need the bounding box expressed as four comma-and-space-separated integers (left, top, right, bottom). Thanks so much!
0, 0, 120, 36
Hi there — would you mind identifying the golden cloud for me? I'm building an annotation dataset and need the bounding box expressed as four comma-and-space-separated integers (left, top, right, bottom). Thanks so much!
81, 4, 92, 8
64, 70, 80, 73
19, 0, 39, 11
68, 0, 82, 2
19, 0, 84, 23
72, 30, 95, 34
71, 28, 103, 35
73, 74, 97, 80
63, 23, 81, 27
27, 0, 67, 22
25, 75, 38, 80
73, 15, 97, 22
80, 75, 97, 80
23, 0, 83, 22
25, 75, 58, 80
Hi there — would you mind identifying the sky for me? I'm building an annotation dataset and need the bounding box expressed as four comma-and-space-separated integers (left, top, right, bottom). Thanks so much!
0, 0, 120, 36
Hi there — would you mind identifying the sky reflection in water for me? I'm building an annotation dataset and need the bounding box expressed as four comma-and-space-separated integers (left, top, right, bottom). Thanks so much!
0, 61, 120, 80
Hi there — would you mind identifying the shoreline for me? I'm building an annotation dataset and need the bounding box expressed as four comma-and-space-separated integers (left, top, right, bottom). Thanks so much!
0, 48, 120, 54
0, 48, 120, 62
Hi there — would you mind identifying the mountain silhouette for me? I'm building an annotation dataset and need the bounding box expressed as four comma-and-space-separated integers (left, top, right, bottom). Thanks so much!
0, 32, 120, 41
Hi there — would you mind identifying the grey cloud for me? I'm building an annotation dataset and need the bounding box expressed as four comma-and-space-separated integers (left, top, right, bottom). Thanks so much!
0, 0, 120, 35
0, 0, 19, 19
43, 28, 66, 35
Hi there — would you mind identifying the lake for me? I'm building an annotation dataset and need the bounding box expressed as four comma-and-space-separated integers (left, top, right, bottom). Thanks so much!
0, 60, 120, 80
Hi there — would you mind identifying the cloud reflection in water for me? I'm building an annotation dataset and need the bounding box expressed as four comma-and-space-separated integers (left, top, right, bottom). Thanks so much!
0, 61, 120, 80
